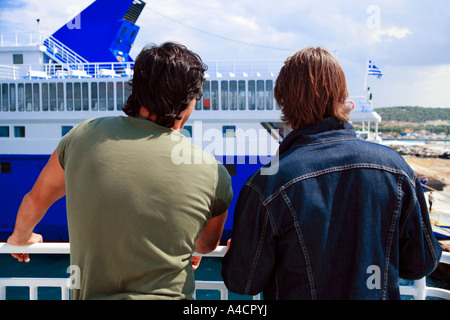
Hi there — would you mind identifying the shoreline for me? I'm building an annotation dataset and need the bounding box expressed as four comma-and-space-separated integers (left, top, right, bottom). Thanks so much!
403, 157, 450, 186
387, 144, 450, 160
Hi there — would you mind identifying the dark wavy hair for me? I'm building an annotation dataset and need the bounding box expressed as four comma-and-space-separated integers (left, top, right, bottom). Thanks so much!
274, 47, 350, 130
123, 42, 207, 127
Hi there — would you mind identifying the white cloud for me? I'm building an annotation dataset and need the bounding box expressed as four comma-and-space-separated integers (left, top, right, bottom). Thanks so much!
371, 26, 412, 43
369, 64, 450, 108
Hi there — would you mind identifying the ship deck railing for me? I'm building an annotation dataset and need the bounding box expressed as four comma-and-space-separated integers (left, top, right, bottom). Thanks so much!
0, 242, 449, 300
0, 62, 135, 81
0, 59, 285, 81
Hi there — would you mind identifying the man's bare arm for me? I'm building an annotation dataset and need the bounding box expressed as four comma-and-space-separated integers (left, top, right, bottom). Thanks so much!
195, 210, 228, 254
7, 149, 65, 261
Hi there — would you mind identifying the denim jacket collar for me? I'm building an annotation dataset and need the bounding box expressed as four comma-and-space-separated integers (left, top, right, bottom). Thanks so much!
279, 118, 357, 155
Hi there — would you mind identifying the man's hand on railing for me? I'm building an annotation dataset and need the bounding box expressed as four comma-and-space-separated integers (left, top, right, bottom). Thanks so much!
6, 232, 43, 263
191, 256, 202, 270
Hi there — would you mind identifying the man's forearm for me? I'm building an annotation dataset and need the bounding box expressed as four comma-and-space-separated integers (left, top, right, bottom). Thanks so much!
11, 192, 48, 241
195, 211, 228, 254
10, 149, 66, 243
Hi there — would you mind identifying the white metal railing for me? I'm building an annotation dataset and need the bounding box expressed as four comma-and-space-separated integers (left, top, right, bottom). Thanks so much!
0, 242, 449, 300
0, 62, 134, 80
0, 60, 284, 81
0, 65, 19, 80
0, 243, 254, 300
0, 32, 44, 47
203, 59, 282, 78
43, 35, 89, 65
0, 32, 87, 65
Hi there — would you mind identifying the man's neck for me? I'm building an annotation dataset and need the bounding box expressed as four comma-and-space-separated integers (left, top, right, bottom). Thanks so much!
138, 107, 183, 131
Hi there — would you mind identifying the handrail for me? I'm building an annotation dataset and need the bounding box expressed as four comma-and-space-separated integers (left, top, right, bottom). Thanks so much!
0, 32, 44, 47
0, 242, 226, 256
0, 242, 449, 300
0, 61, 133, 80
43, 36, 89, 65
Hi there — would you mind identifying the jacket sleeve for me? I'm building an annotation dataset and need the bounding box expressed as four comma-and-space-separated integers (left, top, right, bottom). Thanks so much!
399, 176, 442, 279
221, 183, 276, 296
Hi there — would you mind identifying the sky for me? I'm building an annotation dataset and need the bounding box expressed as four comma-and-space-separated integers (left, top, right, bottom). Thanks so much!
0, 0, 449, 109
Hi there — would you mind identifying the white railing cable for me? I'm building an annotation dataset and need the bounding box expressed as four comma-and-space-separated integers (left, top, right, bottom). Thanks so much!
0, 243, 449, 300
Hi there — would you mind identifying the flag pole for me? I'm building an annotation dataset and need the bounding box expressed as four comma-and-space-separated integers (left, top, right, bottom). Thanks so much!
363, 57, 370, 100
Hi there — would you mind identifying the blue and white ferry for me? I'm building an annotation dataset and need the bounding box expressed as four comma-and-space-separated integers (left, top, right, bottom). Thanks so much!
0, 0, 381, 241
0, 0, 382, 242
1, 0, 448, 301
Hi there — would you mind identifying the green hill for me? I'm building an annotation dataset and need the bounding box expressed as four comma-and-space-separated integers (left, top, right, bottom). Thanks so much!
374, 106, 450, 123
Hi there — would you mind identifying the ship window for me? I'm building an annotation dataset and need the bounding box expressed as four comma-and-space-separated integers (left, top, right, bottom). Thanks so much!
25, 83, 32, 111
223, 164, 236, 176
9, 84, 16, 111
121, 27, 127, 35
82, 82, 89, 110
257, 80, 264, 110
248, 80, 255, 110
221, 81, 228, 110
74, 82, 81, 111
195, 84, 203, 110
211, 80, 218, 110
202, 81, 210, 110
0, 126, 9, 137
1, 162, 11, 174
33, 83, 40, 111
229, 80, 237, 110
57, 83, 64, 111
124, 81, 132, 104
116, 82, 124, 110
66, 83, 73, 111
61, 126, 73, 136
91, 82, 98, 111
1, 84, 8, 111
107, 82, 114, 110
41, 83, 48, 111
99, 82, 106, 111
13, 54, 23, 65
223, 125, 236, 137
265, 80, 273, 110
49, 83, 57, 111
130, 30, 136, 40
181, 125, 192, 138
18, 83, 24, 111
14, 126, 25, 138
238, 80, 246, 110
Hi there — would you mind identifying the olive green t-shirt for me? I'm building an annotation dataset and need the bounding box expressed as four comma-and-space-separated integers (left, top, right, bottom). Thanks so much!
57, 116, 232, 300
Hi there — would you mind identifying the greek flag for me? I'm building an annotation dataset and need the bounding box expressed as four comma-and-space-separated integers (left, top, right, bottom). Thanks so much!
368, 60, 383, 79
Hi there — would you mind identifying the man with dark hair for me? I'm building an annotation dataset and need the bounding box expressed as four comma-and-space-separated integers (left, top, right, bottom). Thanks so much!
8, 42, 232, 300
222, 47, 441, 300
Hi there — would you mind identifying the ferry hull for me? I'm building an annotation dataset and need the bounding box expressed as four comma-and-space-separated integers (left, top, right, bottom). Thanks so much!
0, 154, 269, 242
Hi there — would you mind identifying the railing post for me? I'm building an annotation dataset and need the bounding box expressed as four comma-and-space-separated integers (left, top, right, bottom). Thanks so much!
30, 285, 38, 300
0, 285, 5, 300
413, 278, 427, 300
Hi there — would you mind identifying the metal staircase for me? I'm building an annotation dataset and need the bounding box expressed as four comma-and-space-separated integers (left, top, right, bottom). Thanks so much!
43, 35, 89, 65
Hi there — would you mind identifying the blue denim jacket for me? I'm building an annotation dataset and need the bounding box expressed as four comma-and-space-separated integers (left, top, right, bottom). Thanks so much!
221, 118, 442, 300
